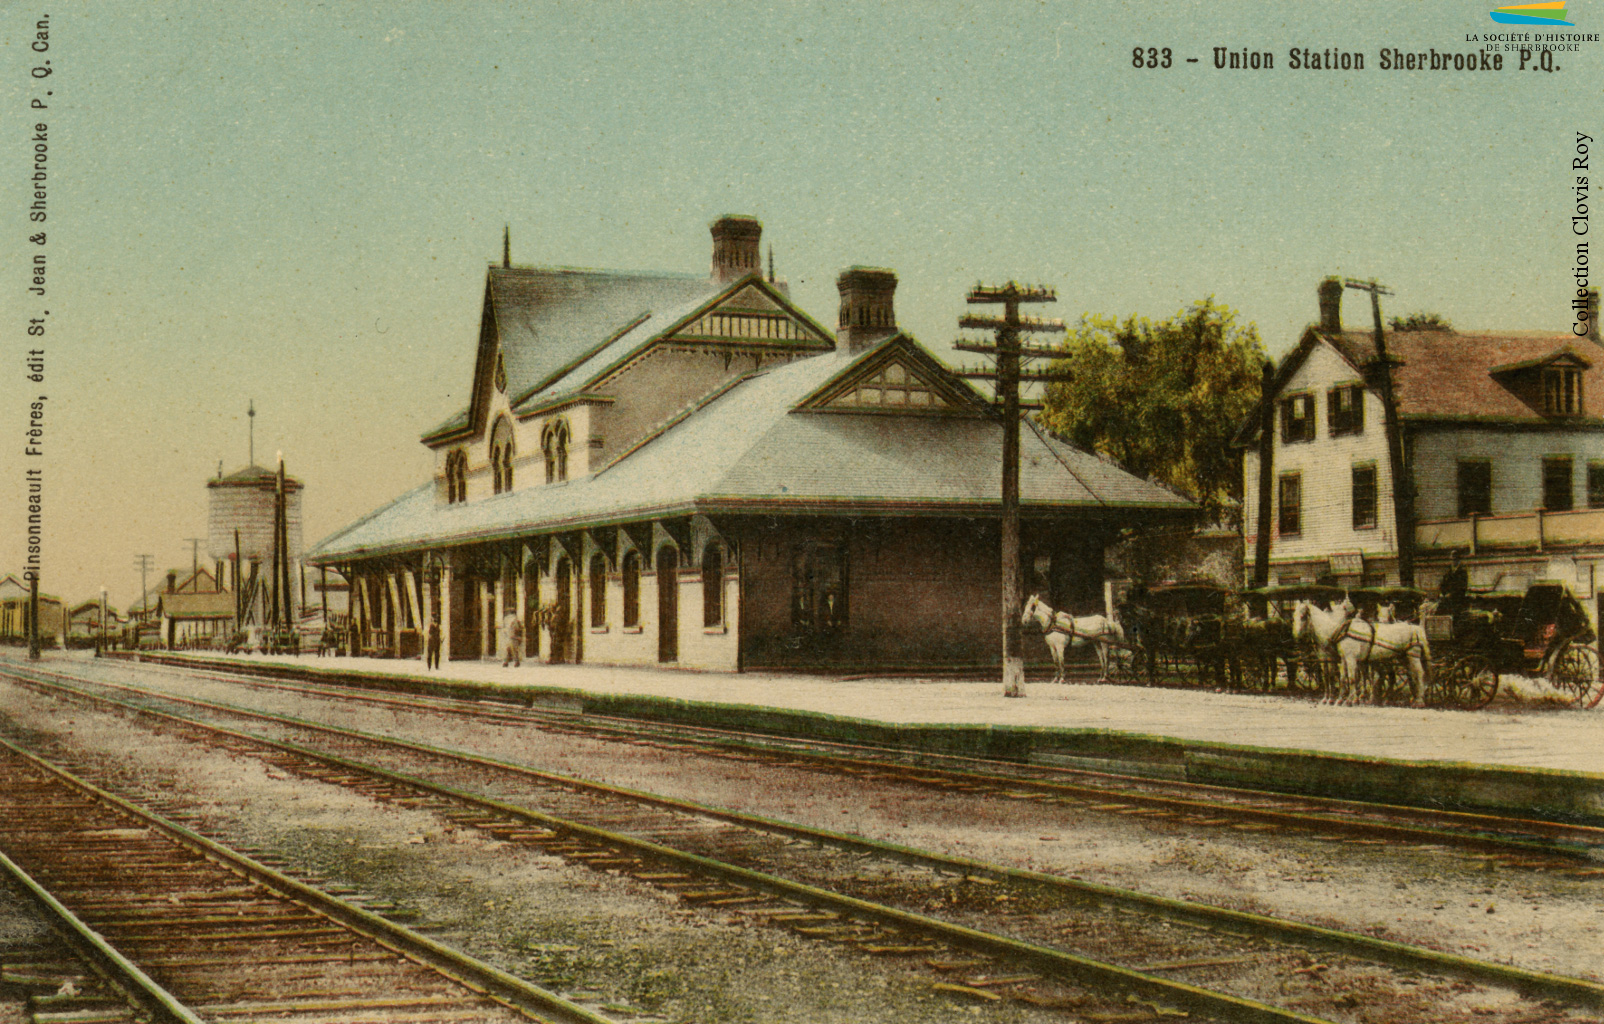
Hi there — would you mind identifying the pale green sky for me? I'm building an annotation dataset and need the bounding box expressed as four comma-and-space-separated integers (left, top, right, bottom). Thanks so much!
4, 1, 1596, 607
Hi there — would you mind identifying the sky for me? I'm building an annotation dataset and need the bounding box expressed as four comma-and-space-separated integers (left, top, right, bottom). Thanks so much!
3, 1, 1597, 608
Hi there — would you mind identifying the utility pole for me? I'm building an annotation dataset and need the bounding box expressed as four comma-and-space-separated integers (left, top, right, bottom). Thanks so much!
1345, 278, 1413, 588
248, 399, 256, 467
133, 554, 155, 623
183, 537, 204, 588
954, 283, 1068, 698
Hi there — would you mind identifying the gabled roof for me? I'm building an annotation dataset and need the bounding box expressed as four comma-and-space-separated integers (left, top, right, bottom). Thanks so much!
424, 266, 719, 444
793, 333, 993, 415
1239, 326, 1604, 443
314, 341, 1192, 562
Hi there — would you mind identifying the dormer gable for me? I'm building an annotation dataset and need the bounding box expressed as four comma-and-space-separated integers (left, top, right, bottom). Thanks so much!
657, 276, 834, 352
1490, 346, 1591, 417
795, 334, 991, 416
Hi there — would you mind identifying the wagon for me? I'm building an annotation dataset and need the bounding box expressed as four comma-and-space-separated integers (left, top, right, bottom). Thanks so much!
1125, 583, 1237, 688
1237, 583, 1350, 694
1426, 583, 1602, 710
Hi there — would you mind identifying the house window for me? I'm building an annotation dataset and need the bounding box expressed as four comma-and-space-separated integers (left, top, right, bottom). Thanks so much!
489, 417, 514, 494
589, 553, 607, 627
622, 550, 641, 627
542, 420, 570, 483
1277, 473, 1301, 536
1590, 463, 1604, 509
1279, 394, 1315, 443
1328, 384, 1365, 436
1352, 464, 1377, 530
1457, 461, 1492, 518
1543, 369, 1583, 415
702, 546, 724, 627
1543, 456, 1574, 511
791, 544, 847, 634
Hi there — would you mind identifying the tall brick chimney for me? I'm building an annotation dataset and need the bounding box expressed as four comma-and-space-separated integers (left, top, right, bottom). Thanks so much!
836, 267, 898, 353
1587, 287, 1600, 345
709, 215, 762, 286
1318, 276, 1343, 333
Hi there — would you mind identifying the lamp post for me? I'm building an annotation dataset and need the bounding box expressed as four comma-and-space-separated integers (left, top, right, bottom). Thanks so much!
98, 587, 107, 658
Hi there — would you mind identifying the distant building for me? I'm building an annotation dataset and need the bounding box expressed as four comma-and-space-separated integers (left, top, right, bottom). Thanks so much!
312, 216, 1193, 670
0, 574, 64, 647
1241, 280, 1604, 627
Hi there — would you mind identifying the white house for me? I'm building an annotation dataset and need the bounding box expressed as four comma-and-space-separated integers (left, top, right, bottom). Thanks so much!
1241, 280, 1604, 628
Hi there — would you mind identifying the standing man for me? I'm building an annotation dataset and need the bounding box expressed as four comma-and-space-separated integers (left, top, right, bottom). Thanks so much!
502, 607, 523, 667
426, 615, 442, 670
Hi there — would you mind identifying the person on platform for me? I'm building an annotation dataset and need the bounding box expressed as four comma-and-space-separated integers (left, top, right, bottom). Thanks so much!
502, 608, 523, 668
426, 615, 441, 670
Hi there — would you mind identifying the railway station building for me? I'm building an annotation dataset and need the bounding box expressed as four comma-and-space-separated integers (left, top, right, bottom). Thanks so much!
310, 217, 1193, 671
1240, 279, 1604, 629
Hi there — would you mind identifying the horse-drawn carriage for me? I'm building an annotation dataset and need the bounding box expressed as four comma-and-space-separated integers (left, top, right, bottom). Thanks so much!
1023, 578, 1603, 710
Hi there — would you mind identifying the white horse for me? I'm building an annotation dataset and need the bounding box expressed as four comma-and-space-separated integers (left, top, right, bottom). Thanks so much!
1290, 598, 1356, 703
1021, 594, 1125, 683
1335, 620, 1432, 707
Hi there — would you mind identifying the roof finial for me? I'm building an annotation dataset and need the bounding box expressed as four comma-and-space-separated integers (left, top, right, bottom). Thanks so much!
768, 245, 775, 283
503, 224, 511, 268
248, 399, 255, 468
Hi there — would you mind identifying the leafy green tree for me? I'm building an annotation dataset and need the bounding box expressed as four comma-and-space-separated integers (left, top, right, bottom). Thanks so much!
1040, 297, 1265, 522
1387, 311, 1452, 332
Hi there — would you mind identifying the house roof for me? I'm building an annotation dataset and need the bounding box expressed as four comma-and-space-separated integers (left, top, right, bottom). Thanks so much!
1240, 327, 1604, 443
1318, 329, 1603, 423
313, 340, 1193, 562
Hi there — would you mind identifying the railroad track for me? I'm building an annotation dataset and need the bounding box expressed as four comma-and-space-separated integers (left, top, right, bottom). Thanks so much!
102, 652, 1604, 863
5, 661, 1602, 1023
0, 730, 613, 1024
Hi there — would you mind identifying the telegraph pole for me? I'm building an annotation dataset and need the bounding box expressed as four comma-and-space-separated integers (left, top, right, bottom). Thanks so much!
133, 554, 154, 623
955, 283, 1068, 697
1344, 278, 1413, 588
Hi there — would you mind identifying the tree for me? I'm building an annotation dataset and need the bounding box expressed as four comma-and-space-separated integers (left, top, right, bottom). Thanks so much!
1387, 311, 1452, 332
1040, 297, 1266, 522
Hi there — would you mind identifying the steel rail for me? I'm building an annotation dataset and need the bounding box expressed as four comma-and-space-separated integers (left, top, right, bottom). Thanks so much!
12, 663, 1604, 1016
80, 655, 1604, 858
0, 732, 615, 1024
0, 848, 206, 1024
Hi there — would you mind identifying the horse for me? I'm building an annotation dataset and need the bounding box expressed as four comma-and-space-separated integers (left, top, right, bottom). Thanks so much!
1290, 597, 1357, 703
1021, 594, 1124, 683
1334, 620, 1432, 707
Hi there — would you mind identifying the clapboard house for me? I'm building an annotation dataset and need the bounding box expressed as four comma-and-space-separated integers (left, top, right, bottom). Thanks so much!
1241, 280, 1604, 627
310, 217, 1193, 670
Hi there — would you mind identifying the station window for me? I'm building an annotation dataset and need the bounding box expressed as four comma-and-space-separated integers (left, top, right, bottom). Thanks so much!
1328, 384, 1364, 436
1277, 473, 1302, 536
445, 450, 468, 504
1457, 461, 1491, 518
622, 550, 641, 627
589, 553, 607, 627
702, 546, 724, 627
1351, 464, 1377, 530
1543, 456, 1574, 512
1279, 394, 1315, 444
542, 420, 570, 484
1590, 463, 1604, 510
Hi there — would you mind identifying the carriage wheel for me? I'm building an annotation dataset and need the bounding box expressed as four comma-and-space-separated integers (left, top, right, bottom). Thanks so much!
1452, 654, 1499, 710
1240, 652, 1271, 692
1552, 644, 1603, 708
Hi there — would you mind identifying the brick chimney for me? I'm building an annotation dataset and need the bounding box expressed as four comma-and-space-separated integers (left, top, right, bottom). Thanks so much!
1318, 277, 1343, 333
166, 571, 177, 593
709, 215, 762, 286
836, 267, 898, 353
1587, 287, 1600, 345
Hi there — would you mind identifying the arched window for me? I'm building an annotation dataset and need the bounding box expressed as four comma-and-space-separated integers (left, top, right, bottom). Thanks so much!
445, 450, 468, 504
490, 417, 514, 494
622, 549, 641, 628
702, 545, 724, 627
589, 553, 607, 627
542, 419, 570, 484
